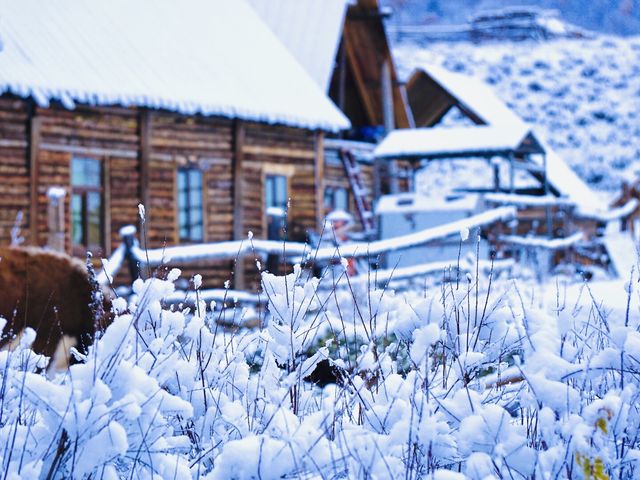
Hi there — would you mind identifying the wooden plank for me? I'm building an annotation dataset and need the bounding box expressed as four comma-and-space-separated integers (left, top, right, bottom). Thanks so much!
140, 109, 151, 217
381, 60, 394, 133
28, 114, 42, 246
232, 120, 245, 290
342, 28, 379, 126
242, 144, 315, 160
104, 156, 112, 256
314, 131, 324, 230
39, 142, 138, 159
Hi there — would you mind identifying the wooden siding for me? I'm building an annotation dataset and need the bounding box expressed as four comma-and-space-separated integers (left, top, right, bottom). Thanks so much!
0, 95, 321, 291
323, 153, 375, 231
0, 97, 30, 246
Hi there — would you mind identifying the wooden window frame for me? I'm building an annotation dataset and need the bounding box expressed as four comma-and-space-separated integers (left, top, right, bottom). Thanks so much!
261, 164, 294, 239
324, 185, 350, 214
70, 156, 106, 257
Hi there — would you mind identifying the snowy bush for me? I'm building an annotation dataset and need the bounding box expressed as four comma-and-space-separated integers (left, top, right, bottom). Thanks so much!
2, 257, 640, 478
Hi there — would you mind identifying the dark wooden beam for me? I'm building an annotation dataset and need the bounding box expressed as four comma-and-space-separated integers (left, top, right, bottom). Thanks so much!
232, 120, 245, 290
139, 109, 151, 221
314, 131, 325, 230
342, 31, 379, 126
28, 109, 41, 247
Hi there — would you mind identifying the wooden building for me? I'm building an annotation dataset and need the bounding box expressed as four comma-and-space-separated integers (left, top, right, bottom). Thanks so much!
249, 0, 414, 235
0, 0, 349, 289
381, 64, 633, 270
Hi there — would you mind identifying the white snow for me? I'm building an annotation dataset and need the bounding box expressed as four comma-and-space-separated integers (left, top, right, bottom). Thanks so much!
603, 232, 638, 278
484, 193, 574, 207
578, 198, 639, 222
393, 37, 640, 193
375, 192, 480, 214
0, 0, 349, 132
500, 231, 584, 250
415, 64, 522, 126
374, 125, 532, 159
246, 0, 348, 92
46, 186, 66, 199
118, 225, 137, 237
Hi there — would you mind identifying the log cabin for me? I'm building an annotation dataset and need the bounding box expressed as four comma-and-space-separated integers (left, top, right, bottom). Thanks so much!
0, 0, 349, 290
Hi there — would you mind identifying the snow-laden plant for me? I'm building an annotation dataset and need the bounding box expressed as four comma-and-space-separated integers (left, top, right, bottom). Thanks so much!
3, 255, 640, 478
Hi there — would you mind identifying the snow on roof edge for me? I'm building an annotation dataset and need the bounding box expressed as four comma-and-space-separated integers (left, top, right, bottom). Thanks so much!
0, 84, 350, 133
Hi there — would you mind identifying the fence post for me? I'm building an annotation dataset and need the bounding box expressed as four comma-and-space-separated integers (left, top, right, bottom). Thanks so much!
119, 225, 140, 281
46, 186, 66, 252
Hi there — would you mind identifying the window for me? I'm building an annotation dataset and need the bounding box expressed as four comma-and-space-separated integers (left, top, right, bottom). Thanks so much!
178, 168, 204, 242
71, 157, 104, 254
265, 175, 288, 241
265, 175, 288, 211
324, 186, 349, 212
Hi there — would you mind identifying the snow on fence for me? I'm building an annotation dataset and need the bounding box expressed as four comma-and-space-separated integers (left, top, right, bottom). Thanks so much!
349, 257, 515, 287
97, 206, 517, 285
499, 231, 584, 250
576, 198, 639, 223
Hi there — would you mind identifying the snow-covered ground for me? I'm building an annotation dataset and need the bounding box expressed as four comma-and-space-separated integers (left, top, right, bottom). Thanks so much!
4, 250, 640, 478
394, 35, 640, 195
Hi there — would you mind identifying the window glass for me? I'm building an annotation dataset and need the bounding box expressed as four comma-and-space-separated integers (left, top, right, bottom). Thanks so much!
266, 175, 287, 210
177, 168, 204, 242
87, 192, 102, 247
71, 194, 84, 246
71, 157, 101, 187
334, 187, 349, 211
71, 157, 103, 253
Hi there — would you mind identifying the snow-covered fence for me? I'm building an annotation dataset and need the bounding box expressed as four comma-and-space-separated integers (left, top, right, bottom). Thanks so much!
97, 207, 517, 286
499, 231, 584, 250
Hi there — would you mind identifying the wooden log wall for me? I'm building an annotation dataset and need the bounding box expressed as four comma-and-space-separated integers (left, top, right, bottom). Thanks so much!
35, 105, 141, 259
0, 94, 322, 292
323, 153, 375, 232
0, 97, 30, 246
239, 122, 319, 291
147, 112, 236, 288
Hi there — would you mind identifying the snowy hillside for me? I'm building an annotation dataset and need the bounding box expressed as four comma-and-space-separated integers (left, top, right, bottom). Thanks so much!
394, 35, 640, 194
382, 0, 640, 36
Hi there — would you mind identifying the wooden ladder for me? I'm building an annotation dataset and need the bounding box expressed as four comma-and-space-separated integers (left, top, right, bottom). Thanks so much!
339, 148, 376, 238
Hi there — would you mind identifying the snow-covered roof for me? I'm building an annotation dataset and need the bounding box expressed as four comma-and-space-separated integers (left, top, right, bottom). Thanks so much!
405, 64, 607, 211
417, 65, 522, 126
246, 0, 348, 92
533, 137, 605, 211
375, 192, 480, 214
0, 0, 350, 132
374, 125, 534, 160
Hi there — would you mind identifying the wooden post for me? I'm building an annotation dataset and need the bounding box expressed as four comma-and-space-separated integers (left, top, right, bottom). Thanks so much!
381, 60, 398, 194
508, 153, 515, 194
46, 187, 65, 252
381, 60, 395, 134
492, 158, 500, 191
103, 156, 112, 256
314, 131, 325, 230
337, 42, 347, 115
28, 112, 41, 246
543, 153, 553, 238
232, 120, 245, 290
139, 109, 151, 246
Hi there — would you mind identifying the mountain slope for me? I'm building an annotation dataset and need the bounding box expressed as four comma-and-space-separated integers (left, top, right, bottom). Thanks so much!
394, 35, 640, 193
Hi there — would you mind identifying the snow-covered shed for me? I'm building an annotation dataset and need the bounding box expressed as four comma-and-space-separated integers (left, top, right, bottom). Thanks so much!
0, 0, 349, 289
404, 65, 604, 211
